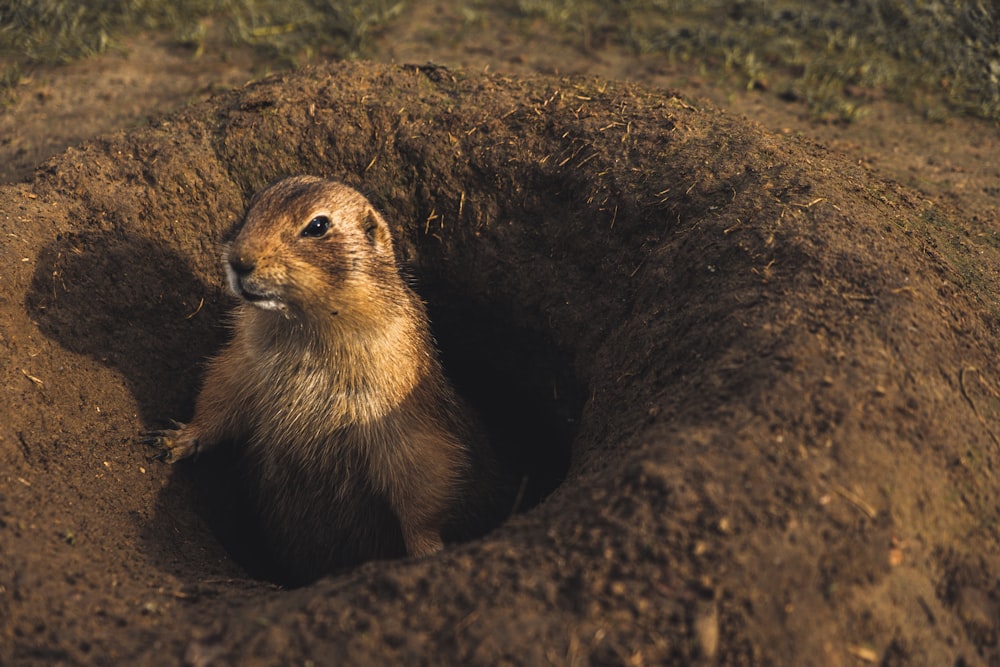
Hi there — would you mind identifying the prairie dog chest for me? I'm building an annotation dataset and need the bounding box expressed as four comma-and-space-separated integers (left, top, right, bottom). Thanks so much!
234, 321, 420, 454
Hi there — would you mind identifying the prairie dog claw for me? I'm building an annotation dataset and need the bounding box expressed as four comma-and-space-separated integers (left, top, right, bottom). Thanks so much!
141, 423, 200, 463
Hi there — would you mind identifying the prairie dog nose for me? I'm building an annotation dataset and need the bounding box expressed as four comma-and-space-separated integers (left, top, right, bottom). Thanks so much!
229, 254, 255, 277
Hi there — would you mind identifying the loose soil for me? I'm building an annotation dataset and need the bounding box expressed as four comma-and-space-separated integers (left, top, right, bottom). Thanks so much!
3, 10, 1000, 667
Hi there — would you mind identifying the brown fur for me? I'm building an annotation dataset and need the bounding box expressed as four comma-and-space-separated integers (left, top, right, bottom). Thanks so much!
147, 176, 503, 583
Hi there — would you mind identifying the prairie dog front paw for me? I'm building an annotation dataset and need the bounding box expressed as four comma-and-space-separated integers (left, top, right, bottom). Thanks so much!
141, 421, 201, 463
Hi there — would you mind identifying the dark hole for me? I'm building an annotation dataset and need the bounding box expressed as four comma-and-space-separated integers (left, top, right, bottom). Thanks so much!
426, 295, 583, 512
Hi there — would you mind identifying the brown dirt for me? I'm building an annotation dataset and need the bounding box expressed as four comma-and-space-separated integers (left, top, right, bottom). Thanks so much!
3, 10, 1000, 667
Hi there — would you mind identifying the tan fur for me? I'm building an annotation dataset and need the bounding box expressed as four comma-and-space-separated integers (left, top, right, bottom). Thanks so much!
147, 176, 502, 583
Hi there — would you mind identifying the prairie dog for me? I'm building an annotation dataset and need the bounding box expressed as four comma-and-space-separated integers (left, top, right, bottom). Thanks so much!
146, 176, 504, 583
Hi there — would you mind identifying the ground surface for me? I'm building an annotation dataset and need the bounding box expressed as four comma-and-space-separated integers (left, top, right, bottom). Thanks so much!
3, 7, 1000, 667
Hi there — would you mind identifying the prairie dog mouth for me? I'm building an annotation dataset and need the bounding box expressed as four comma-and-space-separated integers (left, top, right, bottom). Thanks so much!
239, 289, 284, 311
226, 264, 285, 311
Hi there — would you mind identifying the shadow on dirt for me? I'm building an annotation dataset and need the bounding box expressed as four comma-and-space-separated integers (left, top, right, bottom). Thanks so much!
22, 231, 264, 577
25, 231, 228, 422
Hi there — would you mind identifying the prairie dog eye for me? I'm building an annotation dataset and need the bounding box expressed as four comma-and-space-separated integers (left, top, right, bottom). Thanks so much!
301, 215, 331, 238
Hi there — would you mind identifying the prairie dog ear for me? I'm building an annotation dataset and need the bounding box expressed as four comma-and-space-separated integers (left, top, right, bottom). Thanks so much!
362, 206, 394, 255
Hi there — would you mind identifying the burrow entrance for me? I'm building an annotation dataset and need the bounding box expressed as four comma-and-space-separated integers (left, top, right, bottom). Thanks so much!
185, 287, 585, 586
24, 227, 585, 587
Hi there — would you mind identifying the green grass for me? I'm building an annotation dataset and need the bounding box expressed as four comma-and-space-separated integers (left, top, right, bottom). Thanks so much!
1, 0, 998, 123
506, 0, 1000, 122
0, 0, 403, 71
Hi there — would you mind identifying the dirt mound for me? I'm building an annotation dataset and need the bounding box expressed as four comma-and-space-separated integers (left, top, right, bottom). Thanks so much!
3, 61, 1000, 665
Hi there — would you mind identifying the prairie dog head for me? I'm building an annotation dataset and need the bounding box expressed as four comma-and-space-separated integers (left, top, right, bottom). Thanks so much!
226, 176, 398, 319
